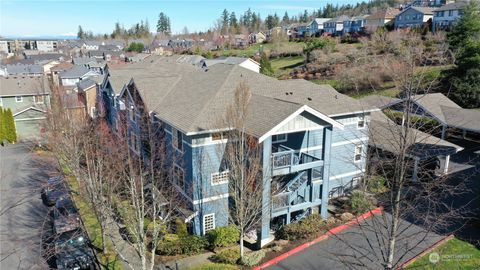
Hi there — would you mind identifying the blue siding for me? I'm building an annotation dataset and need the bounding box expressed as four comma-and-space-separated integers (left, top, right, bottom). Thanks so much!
192, 197, 229, 235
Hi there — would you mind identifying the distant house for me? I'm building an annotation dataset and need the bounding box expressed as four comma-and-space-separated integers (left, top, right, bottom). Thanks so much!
50, 61, 74, 87
234, 34, 248, 47
82, 40, 103, 51
432, 1, 468, 32
1, 64, 43, 77
200, 56, 260, 73
72, 57, 106, 74
365, 8, 401, 32
250, 32, 267, 44
59, 65, 99, 87
26, 53, 67, 63
308, 18, 331, 35
394, 6, 434, 29
0, 76, 51, 141
343, 15, 368, 34
77, 78, 99, 118
324, 15, 350, 36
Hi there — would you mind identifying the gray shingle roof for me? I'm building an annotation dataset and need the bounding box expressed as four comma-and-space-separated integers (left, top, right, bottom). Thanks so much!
0, 76, 51, 96
4, 64, 43, 75
73, 57, 97, 66
77, 78, 97, 91
359, 95, 401, 109
369, 111, 462, 158
441, 106, 480, 133
59, 65, 91, 79
411, 93, 461, 124
435, 1, 468, 11
107, 56, 377, 135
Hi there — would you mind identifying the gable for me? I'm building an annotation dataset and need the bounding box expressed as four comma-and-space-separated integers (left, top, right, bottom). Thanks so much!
14, 107, 46, 119
275, 111, 328, 134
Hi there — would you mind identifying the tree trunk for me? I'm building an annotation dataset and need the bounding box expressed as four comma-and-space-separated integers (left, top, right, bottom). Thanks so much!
240, 232, 245, 260
386, 185, 401, 269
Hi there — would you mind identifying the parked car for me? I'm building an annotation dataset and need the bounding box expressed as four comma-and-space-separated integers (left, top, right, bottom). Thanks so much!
53, 197, 80, 234
55, 229, 95, 270
42, 176, 68, 206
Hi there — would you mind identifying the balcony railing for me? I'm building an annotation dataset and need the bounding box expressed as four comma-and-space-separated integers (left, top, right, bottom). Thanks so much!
271, 145, 324, 176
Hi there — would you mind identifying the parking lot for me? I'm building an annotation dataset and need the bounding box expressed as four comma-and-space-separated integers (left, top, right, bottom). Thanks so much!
0, 144, 57, 269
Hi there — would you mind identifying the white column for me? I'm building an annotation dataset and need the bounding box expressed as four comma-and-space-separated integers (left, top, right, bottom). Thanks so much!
441, 125, 447, 140
413, 157, 419, 182
444, 155, 450, 174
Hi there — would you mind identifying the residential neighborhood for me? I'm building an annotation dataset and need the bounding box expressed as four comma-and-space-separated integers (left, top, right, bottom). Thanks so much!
0, 1, 479, 270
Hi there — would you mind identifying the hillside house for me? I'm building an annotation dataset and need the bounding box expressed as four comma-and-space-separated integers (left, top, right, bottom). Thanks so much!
432, 1, 467, 32
394, 6, 434, 29
343, 15, 369, 34
308, 18, 331, 36
99, 56, 377, 247
324, 15, 350, 36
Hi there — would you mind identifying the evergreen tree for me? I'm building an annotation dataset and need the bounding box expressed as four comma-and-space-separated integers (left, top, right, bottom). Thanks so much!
282, 11, 290, 24
221, 9, 230, 34
259, 52, 274, 76
77, 25, 85, 39
4, 108, 16, 143
447, 0, 480, 108
157, 12, 171, 35
229, 12, 238, 29
0, 107, 5, 143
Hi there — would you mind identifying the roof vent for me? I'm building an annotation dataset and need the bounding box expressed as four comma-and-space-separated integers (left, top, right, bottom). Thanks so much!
289, 92, 293, 95
335, 95, 338, 99
204, 68, 209, 72
285, 92, 289, 95
307, 97, 312, 101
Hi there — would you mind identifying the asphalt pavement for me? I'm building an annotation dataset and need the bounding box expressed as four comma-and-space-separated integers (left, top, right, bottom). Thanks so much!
0, 144, 56, 270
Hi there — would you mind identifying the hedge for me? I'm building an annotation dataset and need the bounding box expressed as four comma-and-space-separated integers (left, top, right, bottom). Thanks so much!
205, 225, 240, 249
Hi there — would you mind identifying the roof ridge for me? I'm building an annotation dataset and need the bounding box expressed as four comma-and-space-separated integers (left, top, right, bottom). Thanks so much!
187, 65, 239, 131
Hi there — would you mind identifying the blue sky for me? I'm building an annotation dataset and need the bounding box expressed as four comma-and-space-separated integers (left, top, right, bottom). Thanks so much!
1, 0, 360, 37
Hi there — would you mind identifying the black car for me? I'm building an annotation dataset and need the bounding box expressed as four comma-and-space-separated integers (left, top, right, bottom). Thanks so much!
55, 229, 95, 270
42, 176, 68, 206
53, 197, 80, 234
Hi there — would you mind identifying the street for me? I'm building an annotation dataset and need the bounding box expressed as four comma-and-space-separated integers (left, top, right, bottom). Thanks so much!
0, 144, 56, 270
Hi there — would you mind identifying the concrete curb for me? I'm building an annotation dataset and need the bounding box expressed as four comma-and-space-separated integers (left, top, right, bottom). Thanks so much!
252, 206, 384, 270
397, 234, 454, 269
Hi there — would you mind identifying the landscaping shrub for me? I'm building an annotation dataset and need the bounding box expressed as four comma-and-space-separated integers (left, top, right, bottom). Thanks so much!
175, 218, 188, 237
350, 190, 372, 214
367, 175, 387, 193
276, 214, 325, 240
212, 248, 240, 265
240, 250, 266, 267
206, 225, 240, 249
156, 234, 181, 255
181, 235, 208, 255
156, 234, 207, 255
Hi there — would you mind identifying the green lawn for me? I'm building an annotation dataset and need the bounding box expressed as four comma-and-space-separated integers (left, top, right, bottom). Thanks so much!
407, 237, 480, 270
270, 56, 304, 78
186, 263, 239, 270
65, 174, 123, 270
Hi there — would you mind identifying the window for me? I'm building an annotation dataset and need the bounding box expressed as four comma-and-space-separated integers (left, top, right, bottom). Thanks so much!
91, 107, 97, 117
272, 134, 288, 143
172, 128, 183, 151
203, 213, 215, 234
34, 95, 44, 104
357, 116, 365, 129
130, 132, 139, 153
354, 145, 363, 162
211, 171, 229, 185
129, 107, 135, 122
211, 132, 223, 141
15, 96, 23, 102
174, 164, 185, 190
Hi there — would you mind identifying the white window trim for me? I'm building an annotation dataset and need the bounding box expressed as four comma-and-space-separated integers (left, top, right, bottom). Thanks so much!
172, 127, 183, 153
174, 163, 185, 190
130, 132, 139, 154
15, 96, 23, 102
211, 170, 229, 186
203, 213, 215, 234
34, 95, 44, 104
354, 145, 363, 163
0, 97, 2, 106
357, 117, 366, 129
272, 134, 288, 144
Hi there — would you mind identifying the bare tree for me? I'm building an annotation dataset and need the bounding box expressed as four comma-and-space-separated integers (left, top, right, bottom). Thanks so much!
220, 83, 265, 259
326, 31, 470, 270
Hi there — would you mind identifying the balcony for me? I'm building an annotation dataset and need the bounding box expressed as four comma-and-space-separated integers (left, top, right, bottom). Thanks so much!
271, 145, 324, 176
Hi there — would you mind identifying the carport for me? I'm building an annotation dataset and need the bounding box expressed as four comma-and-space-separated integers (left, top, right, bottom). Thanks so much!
368, 111, 463, 180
